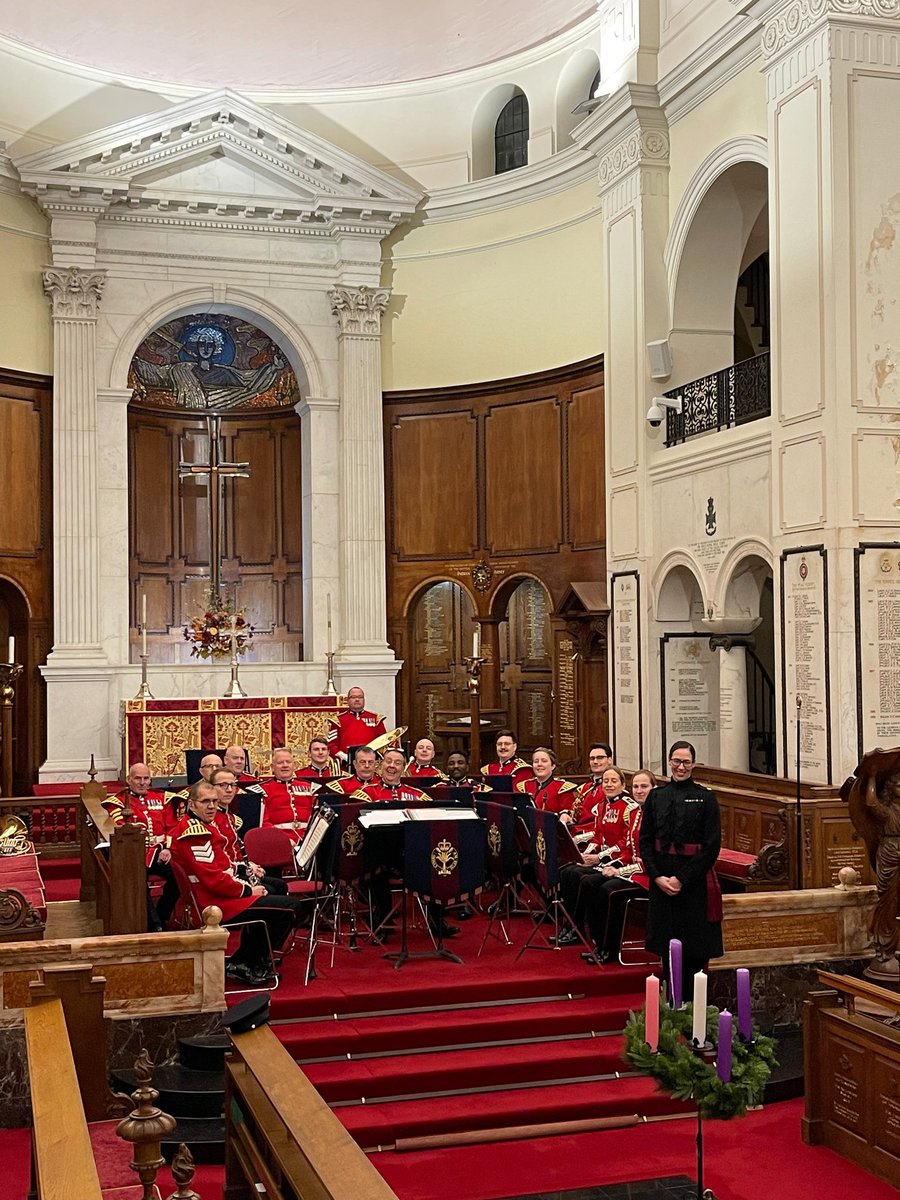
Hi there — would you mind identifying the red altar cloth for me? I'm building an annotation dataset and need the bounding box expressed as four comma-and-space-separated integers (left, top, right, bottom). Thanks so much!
122, 696, 343, 778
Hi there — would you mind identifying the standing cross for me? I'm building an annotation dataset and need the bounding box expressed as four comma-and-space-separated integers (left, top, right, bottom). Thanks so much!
178, 414, 249, 596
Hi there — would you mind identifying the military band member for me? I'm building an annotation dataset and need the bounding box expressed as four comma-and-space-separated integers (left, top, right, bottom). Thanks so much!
481, 729, 532, 784
445, 750, 490, 790
223, 744, 258, 784
329, 745, 380, 795
210, 768, 287, 895
171, 782, 306, 985
406, 737, 447, 780
259, 749, 317, 841
360, 748, 431, 804
104, 762, 178, 930
327, 687, 387, 762
573, 743, 614, 830
296, 736, 344, 780
516, 747, 577, 822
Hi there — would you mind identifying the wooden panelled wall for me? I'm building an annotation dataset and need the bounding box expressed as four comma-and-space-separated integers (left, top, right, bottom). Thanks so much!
0, 368, 52, 790
128, 408, 303, 663
384, 357, 607, 770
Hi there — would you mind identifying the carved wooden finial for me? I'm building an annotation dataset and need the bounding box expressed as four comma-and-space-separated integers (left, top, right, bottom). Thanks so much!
88, 753, 97, 780
202, 905, 223, 929
116, 1049, 177, 1200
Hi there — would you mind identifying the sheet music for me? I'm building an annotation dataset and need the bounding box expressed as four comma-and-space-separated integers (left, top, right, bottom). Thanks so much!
295, 809, 334, 870
358, 809, 410, 827
406, 807, 481, 822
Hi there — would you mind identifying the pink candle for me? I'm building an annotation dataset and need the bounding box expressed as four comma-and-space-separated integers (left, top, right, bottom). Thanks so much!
716, 1010, 733, 1082
736, 967, 752, 1040
645, 974, 660, 1052
669, 938, 683, 1007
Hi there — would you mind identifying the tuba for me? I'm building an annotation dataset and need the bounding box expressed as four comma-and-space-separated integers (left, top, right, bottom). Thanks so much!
0, 813, 31, 856
367, 726, 408, 755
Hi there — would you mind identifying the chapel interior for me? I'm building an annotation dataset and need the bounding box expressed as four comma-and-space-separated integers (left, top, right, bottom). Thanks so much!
0, 1, 899, 1197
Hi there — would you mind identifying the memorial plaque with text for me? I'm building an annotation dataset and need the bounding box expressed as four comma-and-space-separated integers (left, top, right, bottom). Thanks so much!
662, 635, 719, 767
781, 546, 831, 782
856, 543, 900, 756
611, 572, 642, 767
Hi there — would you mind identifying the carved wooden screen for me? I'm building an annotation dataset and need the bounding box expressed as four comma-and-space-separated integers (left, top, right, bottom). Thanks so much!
500, 579, 553, 751
128, 409, 302, 663
409, 582, 474, 740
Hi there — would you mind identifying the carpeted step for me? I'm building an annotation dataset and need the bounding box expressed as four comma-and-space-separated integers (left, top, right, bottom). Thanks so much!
336, 1074, 691, 1147
301, 1033, 632, 1103
275, 994, 634, 1059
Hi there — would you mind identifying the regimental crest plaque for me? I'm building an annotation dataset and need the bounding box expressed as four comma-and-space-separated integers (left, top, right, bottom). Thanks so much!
431, 839, 459, 876
536, 829, 547, 866
341, 823, 363, 857
488, 822, 501, 857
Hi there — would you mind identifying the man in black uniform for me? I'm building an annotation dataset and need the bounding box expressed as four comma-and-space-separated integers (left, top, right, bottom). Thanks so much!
639, 740, 723, 986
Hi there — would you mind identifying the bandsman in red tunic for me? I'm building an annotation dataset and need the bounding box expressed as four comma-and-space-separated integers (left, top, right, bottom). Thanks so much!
258, 749, 317, 842
572, 743, 614, 831
405, 737, 447, 781
445, 751, 492, 791
328, 745, 380, 795
223, 744, 258, 785
104, 762, 178, 930
296, 736, 346, 780
516, 747, 578, 822
210, 768, 287, 895
481, 729, 532, 785
170, 782, 304, 984
359, 747, 431, 804
327, 687, 387, 761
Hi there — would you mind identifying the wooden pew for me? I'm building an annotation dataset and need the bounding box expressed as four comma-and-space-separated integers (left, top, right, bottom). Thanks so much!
24, 994, 105, 1200
80, 780, 148, 934
225, 1022, 399, 1200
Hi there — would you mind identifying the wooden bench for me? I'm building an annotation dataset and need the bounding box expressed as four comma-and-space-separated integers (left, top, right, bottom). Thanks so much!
225, 1020, 400, 1200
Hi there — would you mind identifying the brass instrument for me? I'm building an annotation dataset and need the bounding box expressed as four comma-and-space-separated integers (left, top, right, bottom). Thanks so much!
0, 813, 32, 856
367, 726, 407, 755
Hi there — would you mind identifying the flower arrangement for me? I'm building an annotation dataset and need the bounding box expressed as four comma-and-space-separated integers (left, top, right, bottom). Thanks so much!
183, 590, 254, 660
624, 1000, 776, 1120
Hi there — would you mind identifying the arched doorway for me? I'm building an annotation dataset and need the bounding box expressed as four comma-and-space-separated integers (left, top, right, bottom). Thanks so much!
721, 554, 776, 774
0, 578, 37, 794
493, 576, 554, 755
404, 580, 476, 743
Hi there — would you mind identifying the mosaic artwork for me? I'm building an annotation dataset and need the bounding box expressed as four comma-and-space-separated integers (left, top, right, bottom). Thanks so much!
128, 313, 300, 412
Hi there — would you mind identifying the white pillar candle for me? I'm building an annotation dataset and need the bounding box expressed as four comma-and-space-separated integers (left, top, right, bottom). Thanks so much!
7, 636, 14, 664
472, 625, 480, 658
691, 970, 708, 1045
141, 592, 147, 626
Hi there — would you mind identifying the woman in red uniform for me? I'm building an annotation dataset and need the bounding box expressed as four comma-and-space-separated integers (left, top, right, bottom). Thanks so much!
516, 747, 578, 823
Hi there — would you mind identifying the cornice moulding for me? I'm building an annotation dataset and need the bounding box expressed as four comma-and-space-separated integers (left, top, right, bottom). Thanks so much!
570, 82, 667, 160
422, 145, 596, 222
658, 14, 764, 124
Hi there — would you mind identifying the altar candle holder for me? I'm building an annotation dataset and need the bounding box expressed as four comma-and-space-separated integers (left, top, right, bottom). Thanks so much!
134, 628, 155, 700
223, 617, 247, 698
323, 650, 338, 697
463, 654, 486, 774
0, 661, 23, 798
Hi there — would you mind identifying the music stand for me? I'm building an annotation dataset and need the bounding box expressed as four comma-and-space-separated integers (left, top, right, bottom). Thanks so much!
516, 810, 592, 958
389, 816, 485, 969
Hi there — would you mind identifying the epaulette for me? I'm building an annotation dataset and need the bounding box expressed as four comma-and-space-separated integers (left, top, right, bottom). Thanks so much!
165, 788, 190, 801
349, 788, 371, 801
558, 780, 577, 793
514, 757, 530, 769
515, 780, 529, 793
232, 813, 243, 831
178, 818, 211, 839
480, 764, 491, 776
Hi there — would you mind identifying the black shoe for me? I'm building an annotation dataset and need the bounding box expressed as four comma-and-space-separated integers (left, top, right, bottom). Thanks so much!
248, 965, 277, 986
453, 905, 474, 920
226, 962, 256, 984
597, 950, 614, 964
554, 929, 580, 946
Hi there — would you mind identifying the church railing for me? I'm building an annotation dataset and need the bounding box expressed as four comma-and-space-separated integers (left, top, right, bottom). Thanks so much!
662, 350, 770, 446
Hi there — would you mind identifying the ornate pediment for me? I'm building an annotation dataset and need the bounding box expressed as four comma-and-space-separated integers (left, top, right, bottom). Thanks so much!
14, 89, 422, 236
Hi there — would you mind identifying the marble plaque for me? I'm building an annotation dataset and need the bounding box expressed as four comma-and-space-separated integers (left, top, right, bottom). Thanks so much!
611, 572, 642, 767
724, 911, 838, 952
781, 547, 831, 783
662, 635, 718, 766
856, 544, 900, 754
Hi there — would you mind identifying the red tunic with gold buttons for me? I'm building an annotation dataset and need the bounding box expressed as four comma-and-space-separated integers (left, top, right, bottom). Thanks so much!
515, 776, 579, 818
327, 709, 387, 756
258, 778, 317, 842
170, 814, 256, 922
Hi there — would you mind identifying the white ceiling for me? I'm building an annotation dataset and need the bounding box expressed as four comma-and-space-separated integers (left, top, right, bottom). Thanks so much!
0, 1, 598, 91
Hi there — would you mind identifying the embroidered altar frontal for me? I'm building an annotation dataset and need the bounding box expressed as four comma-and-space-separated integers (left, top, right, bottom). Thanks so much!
123, 696, 343, 778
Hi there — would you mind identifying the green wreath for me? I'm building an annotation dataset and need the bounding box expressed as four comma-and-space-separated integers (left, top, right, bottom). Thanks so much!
624, 1002, 777, 1120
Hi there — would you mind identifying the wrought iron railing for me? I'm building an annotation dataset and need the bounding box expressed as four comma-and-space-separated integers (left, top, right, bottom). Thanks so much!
663, 351, 770, 446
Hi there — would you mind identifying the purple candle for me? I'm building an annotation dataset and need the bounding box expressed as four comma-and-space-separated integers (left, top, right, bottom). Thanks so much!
736, 967, 752, 1040
669, 938, 683, 1008
716, 1010, 733, 1082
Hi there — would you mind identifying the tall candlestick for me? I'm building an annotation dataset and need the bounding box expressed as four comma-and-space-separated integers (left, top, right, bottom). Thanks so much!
716, 1010, 733, 1082
230, 614, 238, 655
327, 593, 333, 656
7, 636, 13, 664
691, 971, 708, 1045
645, 974, 660, 1052
669, 938, 683, 1007
736, 967, 752, 1040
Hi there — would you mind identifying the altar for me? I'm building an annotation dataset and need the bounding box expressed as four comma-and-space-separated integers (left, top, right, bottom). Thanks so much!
122, 695, 343, 779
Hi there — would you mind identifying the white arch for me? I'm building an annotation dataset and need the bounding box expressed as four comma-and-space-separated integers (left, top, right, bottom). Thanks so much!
712, 538, 774, 617
471, 83, 529, 180
651, 553, 708, 622
107, 286, 325, 398
664, 136, 769, 326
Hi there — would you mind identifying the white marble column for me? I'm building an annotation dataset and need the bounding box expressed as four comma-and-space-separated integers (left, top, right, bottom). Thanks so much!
716, 643, 750, 772
296, 393, 340, 663
329, 285, 393, 662
42, 266, 107, 659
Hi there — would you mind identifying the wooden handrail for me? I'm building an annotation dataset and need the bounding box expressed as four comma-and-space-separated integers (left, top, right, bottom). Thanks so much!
817, 970, 900, 1015
226, 1023, 399, 1200
24, 996, 104, 1200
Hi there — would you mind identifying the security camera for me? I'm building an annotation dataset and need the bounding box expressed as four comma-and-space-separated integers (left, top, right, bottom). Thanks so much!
646, 396, 682, 429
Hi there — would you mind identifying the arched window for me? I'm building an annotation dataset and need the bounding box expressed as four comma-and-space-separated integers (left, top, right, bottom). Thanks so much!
494, 93, 529, 175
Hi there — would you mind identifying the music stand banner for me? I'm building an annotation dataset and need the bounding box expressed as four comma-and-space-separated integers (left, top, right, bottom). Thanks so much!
403, 819, 485, 905
476, 799, 519, 880
523, 808, 560, 893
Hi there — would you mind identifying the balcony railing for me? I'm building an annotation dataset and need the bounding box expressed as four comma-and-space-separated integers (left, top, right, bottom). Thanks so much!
662, 351, 770, 447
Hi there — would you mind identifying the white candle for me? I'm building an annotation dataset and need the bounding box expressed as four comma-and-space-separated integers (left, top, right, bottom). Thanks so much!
326, 593, 333, 655
141, 593, 147, 626
691, 970, 708, 1045
141, 623, 147, 657
7, 636, 14, 664
472, 625, 480, 658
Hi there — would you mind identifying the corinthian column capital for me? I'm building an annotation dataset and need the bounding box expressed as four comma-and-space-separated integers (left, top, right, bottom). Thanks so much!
329, 285, 391, 336
42, 266, 107, 319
